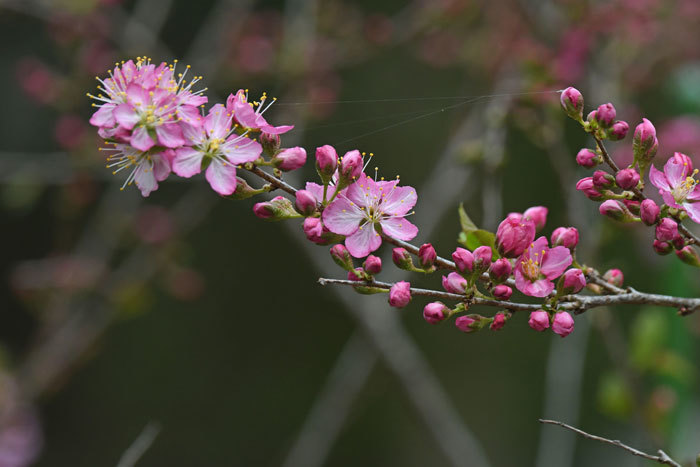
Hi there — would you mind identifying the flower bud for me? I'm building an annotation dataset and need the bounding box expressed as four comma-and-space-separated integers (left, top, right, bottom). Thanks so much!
496, 215, 536, 258
472, 246, 492, 273
675, 246, 700, 267
423, 302, 448, 324
392, 247, 414, 270
656, 218, 678, 242
488, 258, 512, 283
493, 284, 512, 301
490, 312, 507, 330
653, 239, 673, 255
615, 168, 640, 190
452, 247, 474, 274
454, 315, 476, 333
523, 206, 548, 231
558, 268, 586, 295
560, 87, 584, 120
295, 189, 317, 216
315, 145, 338, 181
303, 217, 324, 243
552, 312, 575, 338
603, 268, 624, 287
586, 110, 598, 125
599, 200, 636, 222
592, 170, 615, 189
633, 118, 658, 168
273, 146, 307, 171
551, 227, 579, 250
418, 243, 437, 269
640, 199, 660, 226
348, 267, 368, 281
576, 177, 603, 200
363, 255, 382, 275
442, 272, 468, 294
338, 149, 363, 186
260, 132, 281, 154
253, 196, 300, 220
389, 281, 412, 308
576, 148, 601, 168
330, 244, 354, 271
596, 103, 616, 127
608, 120, 629, 141
528, 310, 550, 332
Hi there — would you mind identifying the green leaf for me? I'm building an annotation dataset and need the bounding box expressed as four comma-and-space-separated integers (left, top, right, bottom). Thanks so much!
465, 230, 499, 259
458, 203, 478, 234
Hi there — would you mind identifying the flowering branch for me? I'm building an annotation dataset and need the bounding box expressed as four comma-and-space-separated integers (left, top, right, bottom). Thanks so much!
538, 419, 682, 467
317, 278, 700, 315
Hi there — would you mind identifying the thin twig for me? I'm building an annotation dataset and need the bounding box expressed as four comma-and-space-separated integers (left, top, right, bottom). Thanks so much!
317, 277, 700, 314
246, 166, 298, 196
116, 422, 162, 467
538, 419, 681, 466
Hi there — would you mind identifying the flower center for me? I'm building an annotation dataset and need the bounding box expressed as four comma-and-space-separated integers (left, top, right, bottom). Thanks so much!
672, 169, 699, 203
521, 249, 545, 281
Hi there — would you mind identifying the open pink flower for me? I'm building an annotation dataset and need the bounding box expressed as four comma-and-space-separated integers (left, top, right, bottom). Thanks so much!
322, 173, 418, 257
649, 153, 700, 223
226, 89, 293, 134
514, 236, 572, 297
103, 144, 172, 196
172, 104, 262, 195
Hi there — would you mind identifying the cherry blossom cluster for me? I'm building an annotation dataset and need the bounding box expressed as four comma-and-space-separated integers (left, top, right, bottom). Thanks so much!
88, 59, 700, 342
561, 87, 700, 267
88, 57, 293, 196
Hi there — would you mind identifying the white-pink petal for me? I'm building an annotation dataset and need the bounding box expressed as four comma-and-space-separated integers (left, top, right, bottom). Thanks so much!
113, 103, 140, 130
664, 158, 687, 187
152, 153, 171, 181
322, 198, 365, 235
172, 147, 204, 178
683, 201, 700, 224
379, 217, 418, 241
130, 126, 155, 151
345, 224, 383, 258
221, 139, 262, 165
89, 104, 116, 127
134, 162, 158, 197
204, 104, 231, 140
156, 122, 185, 148
380, 185, 417, 216
205, 158, 238, 195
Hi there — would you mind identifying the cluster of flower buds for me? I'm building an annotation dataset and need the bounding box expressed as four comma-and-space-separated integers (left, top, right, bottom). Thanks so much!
561, 87, 700, 266
89, 58, 296, 197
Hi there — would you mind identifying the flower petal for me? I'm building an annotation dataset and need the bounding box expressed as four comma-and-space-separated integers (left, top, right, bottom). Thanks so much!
130, 126, 155, 151
683, 201, 700, 224
345, 173, 375, 207
345, 224, 382, 258
304, 182, 325, 203
687, 184, 700, 201
205, 158, 238, 195
156, 122, 185, 148
172, 147, 204, 178
177, 105, 203, 127
380, 217, 418, 241
664, 158, 687, 187
649, 164, 670, 192
204, 103, 231, 140
260, 124, 294, 135
113, 103, 140, 130
515, 269, 554, 297
134, 161, 158, 197
89, 104, 116, 128
221, 138, 262, 165
322, 198, 365, 235
380, 185, 417, 216
152, 153, 171, 181
540, 246, 573, 279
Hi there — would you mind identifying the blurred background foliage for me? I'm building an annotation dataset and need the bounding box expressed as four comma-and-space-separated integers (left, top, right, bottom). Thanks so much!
1, 0, 700, 465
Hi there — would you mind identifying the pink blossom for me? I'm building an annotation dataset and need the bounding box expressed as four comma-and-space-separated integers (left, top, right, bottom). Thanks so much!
523, 206, 548, 231
596, 103, 616, 127
389, 281, 411, 308
454, 315, 477, 333
452, 247, 474, 273
576, 149, 599, 168
273, 146, 307, 171
649, 154, 700, 223
655, 218, 678, 242
172, 104, 262, 195
442, 272, 467, 294
488, 258, 512, 283
551, 227, 578, 250
603, 269, 624, 287
653, 239, 672, 255
295, 190, 317, 216
392, 247, 413, 269
330, 244, 353, 270
418, 243, 437, 268
363, 255, 382, 274
226, 89, 293, 134
552, 312, 575, 337
315, 145, 338, 177
528, 310, 550, 331
103, 144, 171, 196
514, 236, 572, 297
558, 268, 586, 294
640, 199, 660, 225
490, 312, 507, 330
609, 121, 629, 141
423, 302, 448, 324
560, 87, 583, 119
616, 168, 640, 190
322, 173, 418, 257
493, 284, 512, 301
495, 214, 536, 258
